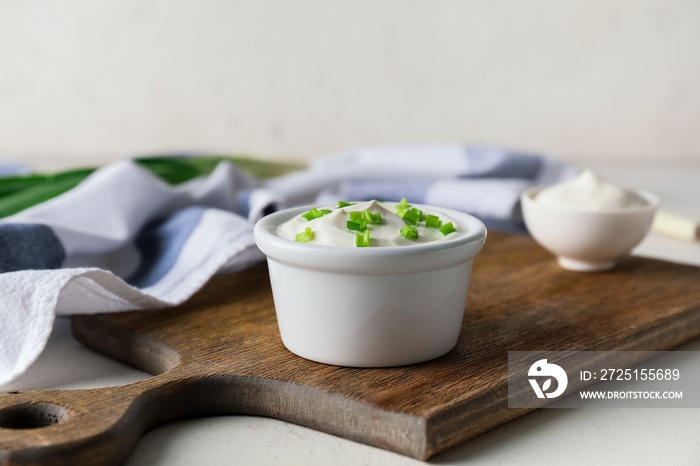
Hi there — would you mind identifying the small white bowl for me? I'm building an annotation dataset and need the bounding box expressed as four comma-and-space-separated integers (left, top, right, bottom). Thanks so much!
254, 204, 487, 367
521, 187, 659, 272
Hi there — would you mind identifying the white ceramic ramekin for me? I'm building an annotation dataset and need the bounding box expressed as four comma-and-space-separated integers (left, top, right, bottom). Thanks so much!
521, 187, 659, 272
254, 204, 487, 367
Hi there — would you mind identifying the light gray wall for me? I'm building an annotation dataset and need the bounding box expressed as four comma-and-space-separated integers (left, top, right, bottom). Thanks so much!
1, 0, 698, 170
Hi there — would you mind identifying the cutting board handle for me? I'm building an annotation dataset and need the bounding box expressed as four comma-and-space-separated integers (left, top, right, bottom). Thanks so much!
0, 374, 186, 466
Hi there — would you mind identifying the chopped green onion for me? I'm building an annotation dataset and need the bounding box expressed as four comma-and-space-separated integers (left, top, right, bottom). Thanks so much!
338, 201, 356, 208
439, 222, 457, 235
402, 207, 422, 225
400, 225, 419, 240
363, 209, 382, 225
295, 227, 314, 243
395, 198, 411, 217
301, 207, 320, 221
356, 229, 370, 247
347, 220, 367, 232
349, 211, 364, 221
426, 214, 442, 229
301, 207, 331, 221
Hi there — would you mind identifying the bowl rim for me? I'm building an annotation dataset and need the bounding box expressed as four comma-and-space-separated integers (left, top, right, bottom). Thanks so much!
254, 202, 487, 272
521, 186, 659, 215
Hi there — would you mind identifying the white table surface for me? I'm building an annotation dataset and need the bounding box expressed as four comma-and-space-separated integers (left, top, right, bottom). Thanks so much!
2, 163, 699, 466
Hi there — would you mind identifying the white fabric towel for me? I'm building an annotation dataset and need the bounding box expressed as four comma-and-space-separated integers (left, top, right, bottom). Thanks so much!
0, 145, 579, 386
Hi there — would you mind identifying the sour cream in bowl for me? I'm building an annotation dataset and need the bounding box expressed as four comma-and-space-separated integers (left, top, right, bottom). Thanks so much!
521, 171, 658, 272
254, 200, 487, 367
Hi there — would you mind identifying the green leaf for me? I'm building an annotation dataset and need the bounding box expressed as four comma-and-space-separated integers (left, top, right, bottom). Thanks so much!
0, 169, 96, 218
0, 155, 305, 219
136, 155, 304, 181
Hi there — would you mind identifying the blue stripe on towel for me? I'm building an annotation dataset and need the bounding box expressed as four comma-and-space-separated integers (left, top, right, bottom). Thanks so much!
128, 207, 207, 288
346, 180, 434, 204
463, 147, 543, 179
0, 224, 65, 273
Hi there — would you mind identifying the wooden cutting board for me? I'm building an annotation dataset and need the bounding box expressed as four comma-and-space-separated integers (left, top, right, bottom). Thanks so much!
2, 231, 700, 465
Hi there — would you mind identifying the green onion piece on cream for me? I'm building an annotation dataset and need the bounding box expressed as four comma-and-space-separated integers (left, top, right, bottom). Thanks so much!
402, 208, 422, 225
347, 220, 367, 232
338, 201, 356, 208
302, 207, 330, 221
395, 198, 411, 217
301, 208, 319, 221
400, 225, 419, 240
426, 214, 442, 229
363, 209, 382, 225
439, 222, 457, 235
349, 211, 363, 221
295, 227, 314, 242
356, 229, 370, 247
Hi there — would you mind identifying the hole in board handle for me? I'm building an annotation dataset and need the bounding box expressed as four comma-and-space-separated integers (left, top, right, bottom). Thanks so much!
0, 403, 69, 430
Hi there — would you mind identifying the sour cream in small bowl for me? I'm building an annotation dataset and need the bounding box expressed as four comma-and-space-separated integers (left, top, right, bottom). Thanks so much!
254, 200, 487, 367
521, 171, 658, 272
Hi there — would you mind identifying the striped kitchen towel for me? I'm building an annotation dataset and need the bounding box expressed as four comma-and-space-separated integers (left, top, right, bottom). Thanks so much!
0, 146, 578, 386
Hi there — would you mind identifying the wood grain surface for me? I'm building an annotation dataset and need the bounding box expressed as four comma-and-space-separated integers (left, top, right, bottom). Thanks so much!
2, 231, 700, 465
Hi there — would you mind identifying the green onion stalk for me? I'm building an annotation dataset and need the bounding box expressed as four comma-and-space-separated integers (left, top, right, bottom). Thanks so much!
0, 155, 304, 219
